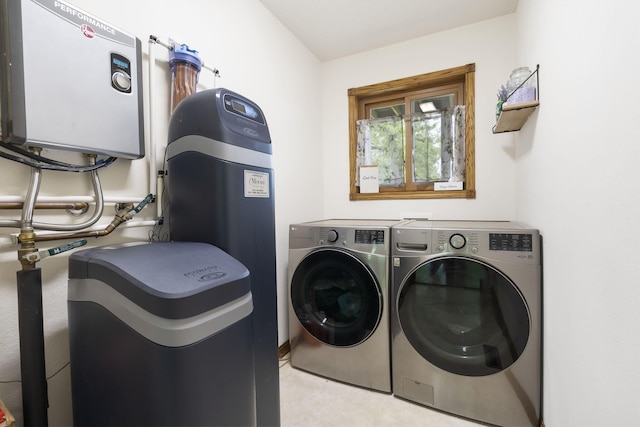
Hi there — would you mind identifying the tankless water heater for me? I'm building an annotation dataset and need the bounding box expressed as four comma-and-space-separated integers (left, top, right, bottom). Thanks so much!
0, 0, 144, 159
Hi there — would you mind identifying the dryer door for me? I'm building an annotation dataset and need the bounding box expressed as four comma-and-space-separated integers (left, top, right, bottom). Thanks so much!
291, 249, 382, 347
397, 256, 529, 376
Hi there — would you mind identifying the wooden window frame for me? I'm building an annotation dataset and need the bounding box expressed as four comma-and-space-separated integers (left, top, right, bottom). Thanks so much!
348, 63, 476, 200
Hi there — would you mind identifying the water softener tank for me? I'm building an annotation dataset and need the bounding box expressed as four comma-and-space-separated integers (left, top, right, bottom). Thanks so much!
167, 88, 280, 426
68, 242, 256, 426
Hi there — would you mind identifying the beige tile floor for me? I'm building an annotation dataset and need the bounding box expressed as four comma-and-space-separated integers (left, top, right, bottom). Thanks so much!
279, 358, 484, 427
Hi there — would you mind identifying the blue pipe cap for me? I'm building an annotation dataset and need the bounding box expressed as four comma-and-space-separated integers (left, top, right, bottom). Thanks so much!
169, 42, 202, 71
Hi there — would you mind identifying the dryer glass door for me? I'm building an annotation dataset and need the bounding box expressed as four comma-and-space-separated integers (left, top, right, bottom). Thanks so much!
397, 256, 529, 376
291, 249, 382, 347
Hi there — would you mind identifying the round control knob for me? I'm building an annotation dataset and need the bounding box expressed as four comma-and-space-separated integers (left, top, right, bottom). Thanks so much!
449, 233, 466, 249
327, 229, 339, 243
112, 70, 131, 92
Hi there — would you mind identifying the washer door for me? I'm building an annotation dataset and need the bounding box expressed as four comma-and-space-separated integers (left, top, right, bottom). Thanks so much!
397, 256, 529, 376
291, 249, 382, 347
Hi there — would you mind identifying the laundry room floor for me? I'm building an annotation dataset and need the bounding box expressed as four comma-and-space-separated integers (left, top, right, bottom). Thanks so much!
279, 357, 484, 427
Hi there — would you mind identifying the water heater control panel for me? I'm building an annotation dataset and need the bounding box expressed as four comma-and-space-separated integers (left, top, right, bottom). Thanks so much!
111, 53, 132, 93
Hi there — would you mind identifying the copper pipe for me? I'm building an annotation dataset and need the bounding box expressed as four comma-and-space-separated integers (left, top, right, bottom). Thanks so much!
0, 202, 89, 210
27, 212, 129, 243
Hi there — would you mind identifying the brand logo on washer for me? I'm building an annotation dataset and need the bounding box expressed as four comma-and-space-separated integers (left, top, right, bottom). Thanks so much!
199, 271, 227, 282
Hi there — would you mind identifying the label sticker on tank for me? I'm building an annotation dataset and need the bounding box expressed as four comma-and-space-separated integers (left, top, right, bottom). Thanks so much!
244, 170, 270, 198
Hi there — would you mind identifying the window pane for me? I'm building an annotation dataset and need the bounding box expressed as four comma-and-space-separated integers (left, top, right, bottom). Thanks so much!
369, 118, 405, 187
412, 113, 443, 183
370, 103, 405, 119
412, 95, 455, 184
412, 94, 455, 114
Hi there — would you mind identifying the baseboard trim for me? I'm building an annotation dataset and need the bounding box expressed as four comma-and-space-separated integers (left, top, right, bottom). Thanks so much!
278, 341, 290, 359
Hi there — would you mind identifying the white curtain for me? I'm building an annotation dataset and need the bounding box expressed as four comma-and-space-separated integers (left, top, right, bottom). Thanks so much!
451, 105, 466, 183
356, 116, 404, 186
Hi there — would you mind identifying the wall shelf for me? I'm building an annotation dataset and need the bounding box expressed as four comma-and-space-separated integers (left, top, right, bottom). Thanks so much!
492, 64, 539, 134
492, 100, 539, 133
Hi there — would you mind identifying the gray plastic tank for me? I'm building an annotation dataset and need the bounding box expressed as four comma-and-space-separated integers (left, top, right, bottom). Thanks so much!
67, 241, 255, 426
167, 88, 279, 426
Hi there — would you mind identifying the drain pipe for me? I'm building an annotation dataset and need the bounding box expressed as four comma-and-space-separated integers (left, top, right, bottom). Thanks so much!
16, 164, 49, 426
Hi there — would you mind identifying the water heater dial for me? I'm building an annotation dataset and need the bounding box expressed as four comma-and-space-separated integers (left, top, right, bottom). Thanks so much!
327, 229, 339, 243
112, 70, 131, 92
449, 233, 466, 249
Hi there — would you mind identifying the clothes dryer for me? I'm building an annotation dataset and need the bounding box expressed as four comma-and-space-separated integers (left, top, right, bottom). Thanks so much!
288, 219, 403, 393
391, 220, 541, 427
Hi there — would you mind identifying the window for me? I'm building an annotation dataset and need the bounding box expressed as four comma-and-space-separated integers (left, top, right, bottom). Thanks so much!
348, 64, 476, 200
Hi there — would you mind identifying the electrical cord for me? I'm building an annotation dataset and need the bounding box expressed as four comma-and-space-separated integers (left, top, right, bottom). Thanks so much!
0, 141, 78, 167
0, 141, 117, 172
279, 352, 291, 368
0, 361, 70, 384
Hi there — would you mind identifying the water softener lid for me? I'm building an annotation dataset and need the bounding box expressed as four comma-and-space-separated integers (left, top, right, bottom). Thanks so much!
169, 42, 202, 71
69, 242, 249, 319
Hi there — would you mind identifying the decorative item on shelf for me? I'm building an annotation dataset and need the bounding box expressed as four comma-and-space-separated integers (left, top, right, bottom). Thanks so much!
505, 66, 536, 105
493, 64, 540, 134
496, 84, 508, 120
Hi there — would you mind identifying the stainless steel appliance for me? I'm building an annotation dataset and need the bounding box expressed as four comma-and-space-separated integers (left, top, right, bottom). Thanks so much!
288, 219, 404, 393
391, 220, 542, 426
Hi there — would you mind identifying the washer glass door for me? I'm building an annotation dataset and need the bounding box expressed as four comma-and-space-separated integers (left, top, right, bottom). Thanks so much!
397, 256, 529, 376
291, 249, 382, 347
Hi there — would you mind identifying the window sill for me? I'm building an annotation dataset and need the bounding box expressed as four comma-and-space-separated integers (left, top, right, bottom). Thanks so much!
350, 188, 476, 201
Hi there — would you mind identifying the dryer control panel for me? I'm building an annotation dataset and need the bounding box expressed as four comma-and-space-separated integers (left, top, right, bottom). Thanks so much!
355, 229, 385, 244
489, 233, 534, 252
392, 220, 540, 264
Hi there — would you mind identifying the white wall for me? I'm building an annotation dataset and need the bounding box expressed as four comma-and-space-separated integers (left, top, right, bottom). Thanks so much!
515, 0, 640, 425
320, 15, 520, 221
321, 4, 640, 425
5, 1, 638, 426
0, 1, 322, 425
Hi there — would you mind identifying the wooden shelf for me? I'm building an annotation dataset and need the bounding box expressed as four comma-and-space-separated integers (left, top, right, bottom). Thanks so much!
493, 100, 539, 133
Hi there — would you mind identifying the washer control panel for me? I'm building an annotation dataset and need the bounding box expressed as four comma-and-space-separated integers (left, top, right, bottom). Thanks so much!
449, 233, 466, 249
313, 227, 388, 250
432, 230, 536, 261
327, 229, 339, 243
434, 230, 480, 253
391, 221, 540, 264
354, 229, 385, 244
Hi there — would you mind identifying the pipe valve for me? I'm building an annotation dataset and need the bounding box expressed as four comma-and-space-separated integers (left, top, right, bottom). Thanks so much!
22, 239, 88, 263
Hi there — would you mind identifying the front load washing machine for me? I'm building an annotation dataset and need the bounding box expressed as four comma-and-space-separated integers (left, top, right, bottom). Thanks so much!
391, 220, 541, 426
288, 219, 404, 393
